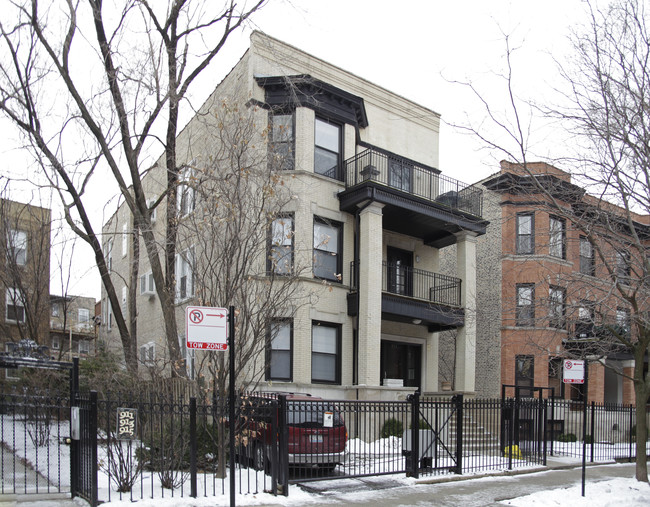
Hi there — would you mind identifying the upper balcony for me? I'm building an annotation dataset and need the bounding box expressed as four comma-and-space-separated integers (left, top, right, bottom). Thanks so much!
338, 147, 488, 248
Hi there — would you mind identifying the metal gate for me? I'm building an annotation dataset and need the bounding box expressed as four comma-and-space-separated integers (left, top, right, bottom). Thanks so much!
0, 351, 91, 502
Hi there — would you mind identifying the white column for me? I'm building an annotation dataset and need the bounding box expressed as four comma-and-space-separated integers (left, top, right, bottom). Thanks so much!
454, 231, 478, 393
357, 202, 384, 386
424, 331, 439, 392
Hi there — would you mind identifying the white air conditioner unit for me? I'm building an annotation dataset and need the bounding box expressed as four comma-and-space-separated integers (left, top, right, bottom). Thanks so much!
139, 272, 156, 298
147, 199, 157, 223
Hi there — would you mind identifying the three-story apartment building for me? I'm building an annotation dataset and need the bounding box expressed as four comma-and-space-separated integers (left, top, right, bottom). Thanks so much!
99, 32, 490, 399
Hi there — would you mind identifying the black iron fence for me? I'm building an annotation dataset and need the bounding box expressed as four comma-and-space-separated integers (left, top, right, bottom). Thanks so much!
344, 148, 483, 218
1, 385, 648, 504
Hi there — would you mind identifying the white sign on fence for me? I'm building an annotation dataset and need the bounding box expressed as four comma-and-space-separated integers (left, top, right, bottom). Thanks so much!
563, 359, 585, 384
185, 306, 228, 350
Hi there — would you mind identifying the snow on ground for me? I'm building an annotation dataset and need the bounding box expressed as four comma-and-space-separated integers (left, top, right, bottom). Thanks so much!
499, 477, 650, 506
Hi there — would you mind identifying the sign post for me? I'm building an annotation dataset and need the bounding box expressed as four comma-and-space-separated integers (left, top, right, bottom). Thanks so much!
563, 358, 588, 497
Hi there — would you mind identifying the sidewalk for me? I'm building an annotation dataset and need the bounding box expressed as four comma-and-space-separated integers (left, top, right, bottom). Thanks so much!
0, 458, 641, 506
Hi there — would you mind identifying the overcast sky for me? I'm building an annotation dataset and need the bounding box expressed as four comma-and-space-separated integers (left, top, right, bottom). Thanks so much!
3, 0, 599, 300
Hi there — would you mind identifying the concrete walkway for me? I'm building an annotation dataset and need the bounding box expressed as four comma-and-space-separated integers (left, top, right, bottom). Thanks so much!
0, 458, 643, 505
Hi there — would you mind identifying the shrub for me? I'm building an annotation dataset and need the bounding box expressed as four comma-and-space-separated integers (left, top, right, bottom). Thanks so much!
380, 418, 404, 438
583, 434, 594, 444
558, 433, 577, 442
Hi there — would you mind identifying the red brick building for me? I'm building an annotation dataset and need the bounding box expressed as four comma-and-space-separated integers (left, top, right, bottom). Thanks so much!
483, 161, 648, 404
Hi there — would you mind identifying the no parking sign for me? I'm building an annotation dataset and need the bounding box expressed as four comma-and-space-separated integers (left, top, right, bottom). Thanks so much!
563, 359, 585, 384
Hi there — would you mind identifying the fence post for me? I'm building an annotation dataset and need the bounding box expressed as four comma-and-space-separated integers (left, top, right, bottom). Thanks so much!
409, 392, 420, 479
70, 358, 79, 499
278, 395, 289, 496
89, 391, 98, 507
454, 394, 463, 474
590, 401, 595, 463
189, 397, 197, 498
628, 404, 634, 462
542, 399, 548, 466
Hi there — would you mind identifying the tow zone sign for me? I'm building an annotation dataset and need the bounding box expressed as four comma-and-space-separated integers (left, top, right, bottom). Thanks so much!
185, 306, 228, 350
563, 359, 585, 384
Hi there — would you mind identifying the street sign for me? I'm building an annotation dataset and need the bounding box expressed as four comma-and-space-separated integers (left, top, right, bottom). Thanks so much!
185, 306, 228, 350
563, 359, 585, 384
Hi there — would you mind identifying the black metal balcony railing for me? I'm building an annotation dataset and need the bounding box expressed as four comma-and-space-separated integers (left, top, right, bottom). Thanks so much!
344, 148, 483, 217
350, 261, 462, 307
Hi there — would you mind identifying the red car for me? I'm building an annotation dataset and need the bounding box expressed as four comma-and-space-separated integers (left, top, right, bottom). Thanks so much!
242, 393, 347, 472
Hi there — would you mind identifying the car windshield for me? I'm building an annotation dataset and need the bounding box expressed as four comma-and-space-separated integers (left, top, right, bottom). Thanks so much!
287, 402, 344, 427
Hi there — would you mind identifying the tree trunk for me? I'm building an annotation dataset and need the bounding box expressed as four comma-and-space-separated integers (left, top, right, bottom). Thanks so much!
634, 355, 649, 482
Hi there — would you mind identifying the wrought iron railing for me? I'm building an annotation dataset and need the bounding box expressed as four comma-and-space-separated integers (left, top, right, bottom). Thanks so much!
343, 148, 483, 217
350, 261, 462, 307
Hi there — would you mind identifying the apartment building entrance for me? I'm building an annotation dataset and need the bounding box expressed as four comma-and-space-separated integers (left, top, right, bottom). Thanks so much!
380, 340, 421, 389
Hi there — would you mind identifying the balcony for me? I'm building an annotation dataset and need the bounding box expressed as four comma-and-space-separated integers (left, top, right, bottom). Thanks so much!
338, 148, 488, 248
347, 262, 464, 331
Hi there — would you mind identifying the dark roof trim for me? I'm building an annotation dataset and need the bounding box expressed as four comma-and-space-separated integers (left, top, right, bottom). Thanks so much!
254, 75, 369, 128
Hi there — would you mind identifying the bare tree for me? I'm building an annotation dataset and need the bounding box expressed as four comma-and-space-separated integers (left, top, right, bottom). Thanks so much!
452, 0, 650, 481
0, 0, 267, 375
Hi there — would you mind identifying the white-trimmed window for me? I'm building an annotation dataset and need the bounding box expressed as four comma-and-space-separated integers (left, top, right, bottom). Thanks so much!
548, 286, 566, 329
549, 216, 565, 259
122, 223, 128, 257
140, 341, 155, 366
106, 238, 113, 273
177, 166, 195, 217
5, 288, 25, 323
51, 335, 60, 350
7, 229, 27, 266
175, 247, 195, 302
78, 308, 90, 324
78, 340, 91, 356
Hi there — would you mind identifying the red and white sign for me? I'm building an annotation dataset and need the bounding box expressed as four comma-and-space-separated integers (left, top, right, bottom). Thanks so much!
563, 359, 585, 384
185, 306, 228, 350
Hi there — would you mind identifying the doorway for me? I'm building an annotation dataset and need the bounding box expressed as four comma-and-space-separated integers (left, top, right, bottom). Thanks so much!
380, 340, 421, 389
386, 247, 413, 296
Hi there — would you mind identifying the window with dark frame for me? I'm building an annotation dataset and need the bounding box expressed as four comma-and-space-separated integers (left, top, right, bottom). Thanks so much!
549, 216, 566, 259
548, 286, 566, 329
175, 247, 195, 301
269, 215, 294, 275
267, 319, 292, 381
616, 250, 631, 279
314, 118, 341, 179
516, 213, 534, 254
311, 321, 341, 384
5, 288, 25, 323
515, 355, 534, 397
616, 307, 631, 336
313, 217, 342, 282
579, 236, 595, 276
270, 113, 294, 171
7, 229, 27, 266
516, 284, 535, 326
575, 300, 595, 338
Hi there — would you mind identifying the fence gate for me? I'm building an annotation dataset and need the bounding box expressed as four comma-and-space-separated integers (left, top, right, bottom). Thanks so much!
0, 352, 81, 500
407, 393, 463, 478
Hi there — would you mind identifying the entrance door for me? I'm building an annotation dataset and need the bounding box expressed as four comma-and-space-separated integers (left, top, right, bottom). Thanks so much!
387, 247, 413, 296
380, 340, 421, 389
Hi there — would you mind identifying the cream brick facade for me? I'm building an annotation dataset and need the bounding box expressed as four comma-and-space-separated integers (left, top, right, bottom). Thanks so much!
99, 32, 488, 400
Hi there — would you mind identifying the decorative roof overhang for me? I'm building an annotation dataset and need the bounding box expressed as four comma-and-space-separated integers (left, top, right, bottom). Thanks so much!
254, 75, 369, 128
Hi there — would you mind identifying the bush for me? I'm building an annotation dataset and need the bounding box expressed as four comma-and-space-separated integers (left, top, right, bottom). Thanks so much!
583, 434, 594, 444
380, 418, 404, 438
558, 433, 577, 442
